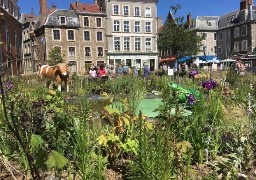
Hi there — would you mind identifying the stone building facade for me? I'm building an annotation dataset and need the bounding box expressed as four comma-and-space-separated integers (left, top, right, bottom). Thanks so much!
20, 10, 37, 73
217, 0, 256, 64
189, 15, 219, 57
33, 0, 106, 75
0, 0, 22, 76
96, 0, 159, 71
70, 2, 107, 70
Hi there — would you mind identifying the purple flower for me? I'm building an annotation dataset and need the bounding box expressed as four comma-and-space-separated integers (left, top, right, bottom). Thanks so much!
202, 82, 206, 88
202, 79, 218, 90
205, 82, 213, 90
187, 94, 195, 105
189, 70, 199, 78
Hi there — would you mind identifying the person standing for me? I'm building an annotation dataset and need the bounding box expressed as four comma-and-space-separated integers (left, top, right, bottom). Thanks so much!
133, 66, 138, 77
163, 63, 167, 74
97, 64, 106, 77
117, 64, 123, 76
143, 64, 150, 78
123, 64, 129, 75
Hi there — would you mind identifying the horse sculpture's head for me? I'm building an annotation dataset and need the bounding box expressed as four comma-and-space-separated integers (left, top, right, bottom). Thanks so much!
53, 63, 69, 76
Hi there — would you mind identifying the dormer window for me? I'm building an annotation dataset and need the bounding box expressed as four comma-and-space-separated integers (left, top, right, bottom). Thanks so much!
207, 21, 212, 26
60, 16, 66, 25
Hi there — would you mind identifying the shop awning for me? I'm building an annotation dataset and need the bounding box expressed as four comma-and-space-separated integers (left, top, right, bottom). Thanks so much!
178, 56, 192, 62
198, 56, 221, 61
160, 56, 176, 62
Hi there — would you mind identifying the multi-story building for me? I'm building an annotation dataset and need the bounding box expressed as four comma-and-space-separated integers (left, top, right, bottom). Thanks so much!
20, 9, 38, 73
97, 0, 159, 71
0, 0, 22, 75
189, 15, 219, 57
70, 1, 107, 69
217, 0, 256, 66
34, 0, 106, 75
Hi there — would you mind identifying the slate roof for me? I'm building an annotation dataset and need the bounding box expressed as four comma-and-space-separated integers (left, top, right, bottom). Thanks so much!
189, 16, 219, 31
218, 5, 256, 29
44, 10, 79, 27
218, 10, 240, 29
70, 3, 100, 13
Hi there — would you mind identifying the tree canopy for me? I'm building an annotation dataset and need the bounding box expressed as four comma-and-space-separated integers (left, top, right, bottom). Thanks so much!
158, 5, 203, 58
47, 47, 63, 66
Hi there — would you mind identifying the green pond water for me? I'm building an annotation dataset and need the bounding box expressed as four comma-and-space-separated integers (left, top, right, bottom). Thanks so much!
136, 98, 163, 117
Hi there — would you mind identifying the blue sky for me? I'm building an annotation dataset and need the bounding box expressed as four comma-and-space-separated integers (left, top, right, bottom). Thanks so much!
18, 0, 242, 23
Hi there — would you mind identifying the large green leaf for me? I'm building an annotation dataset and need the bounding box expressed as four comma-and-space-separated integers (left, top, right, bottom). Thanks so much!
30, 134, 44, 151
46, 150, 68, 169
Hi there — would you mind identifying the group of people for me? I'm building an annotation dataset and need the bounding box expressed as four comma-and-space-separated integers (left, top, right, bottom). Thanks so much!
235, 57, 246, 75
89, 64, 107, 79
88, 63, 151, 80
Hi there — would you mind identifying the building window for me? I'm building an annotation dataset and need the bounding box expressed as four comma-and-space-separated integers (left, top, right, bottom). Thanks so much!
85, 47, 91, 56
145, 22, 151, 33
114, 37, 120, 51
114, 20, 120, 32
97, 32, 103, 41
124, 37, 130, 51
234, 41, 239, 52
203, 46, 207, 54
15, 31, 19, 54
134, 6, 140, 16
202, 33, 207, 41
68, 47, 75, 57
214, 46, 217, 53
97, 61, 104, 67
123, 6, 129, 16
226, 31, 230, 39
113, 5, 119, 15
145, 38, 151, 51
84, 31, 90, 41
84, 17, 89, 27
214, 33, 217, 40
123, 21, 130, 32
242, 40, 247, 51
135, 21, 140, 33
59, 16, 66, 25
145, 7, 151, 17
96, 18, 101, 27
69, 61, 77, 73
234, 27, 240, 38
5, 24, 10, 51
98, 47, 103, 56
218, 32, 223, 40
242, 25, 247, 36
53, 30, 60, 40
135, 38, 141, 51
67, 30, 75, 41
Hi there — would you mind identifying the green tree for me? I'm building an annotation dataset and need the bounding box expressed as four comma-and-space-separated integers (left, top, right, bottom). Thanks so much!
47, 47, 63, 66
158, 4, 202, 58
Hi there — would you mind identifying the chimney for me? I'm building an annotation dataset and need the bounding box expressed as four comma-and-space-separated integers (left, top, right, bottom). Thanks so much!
51, 3, 57, 12
31, 8, 34, 15
240, 0, 248, 10
187, 13, 191, 27
76, 0, 80, 9
40, 0, 47, 15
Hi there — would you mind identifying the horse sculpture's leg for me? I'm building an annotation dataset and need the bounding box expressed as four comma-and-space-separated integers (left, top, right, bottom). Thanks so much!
65, 80, 69, 93
58, 83, 61, 92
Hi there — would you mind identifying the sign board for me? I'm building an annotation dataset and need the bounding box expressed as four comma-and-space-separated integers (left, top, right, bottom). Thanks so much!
168, 68, 174, 76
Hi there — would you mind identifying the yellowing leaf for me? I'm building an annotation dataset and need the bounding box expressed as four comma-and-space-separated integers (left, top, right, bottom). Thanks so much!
97, 134, 107, 145
105, 106, 120, 114
176, 141, 192, 153
122, 117, 130, 126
